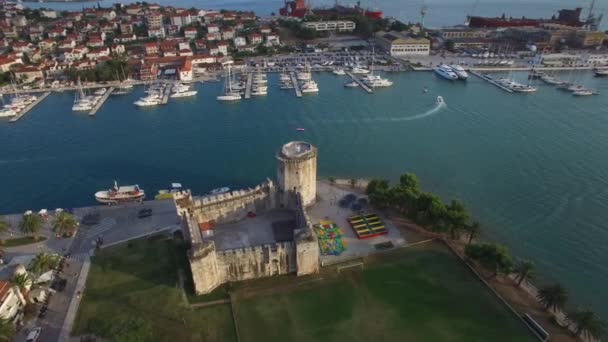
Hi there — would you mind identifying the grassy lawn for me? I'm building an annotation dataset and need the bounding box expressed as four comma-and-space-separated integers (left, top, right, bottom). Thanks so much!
1, 236, 47, 247
233, 241, 536, 342
72, 238, 237, 342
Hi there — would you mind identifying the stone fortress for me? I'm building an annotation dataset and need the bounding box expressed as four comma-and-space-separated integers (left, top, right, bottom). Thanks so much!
173, 141, 321, 295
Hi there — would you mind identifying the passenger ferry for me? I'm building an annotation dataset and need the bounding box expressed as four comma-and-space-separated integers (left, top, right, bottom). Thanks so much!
95, 181, 145, 204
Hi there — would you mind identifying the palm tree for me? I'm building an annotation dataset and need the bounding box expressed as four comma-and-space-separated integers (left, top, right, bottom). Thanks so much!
537, 283, 568, 311
0, 318, 15, 342
0, 217, 9, 244
29, 253, 59, 276
10, 273, 31, 295
52, 212, 78, 237
513, 260, 535, 286
18, 213, 42, 241
567, 308, 607, 340
466, 221, 481, 245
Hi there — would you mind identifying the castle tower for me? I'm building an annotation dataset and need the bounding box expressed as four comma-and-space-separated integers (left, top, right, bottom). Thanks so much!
276, 141, 317, 207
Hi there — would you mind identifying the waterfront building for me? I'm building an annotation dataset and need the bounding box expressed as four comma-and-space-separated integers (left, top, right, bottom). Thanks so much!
302, 20, 356, 32
14, 66, 44, 83
375, 31, 430, 56
575, 30, 606, 48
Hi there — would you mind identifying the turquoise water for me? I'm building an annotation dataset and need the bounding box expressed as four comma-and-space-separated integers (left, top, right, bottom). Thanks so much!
25, 0, 608, 30
2, 71, 608, 317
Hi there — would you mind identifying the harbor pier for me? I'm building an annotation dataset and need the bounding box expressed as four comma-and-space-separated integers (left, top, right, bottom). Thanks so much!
88, 87, 114, 116
9, 92, 51, 123
470, 71, 514, 93
290, 72, 302, 97
345, 71, 373, 93
244, 73, 253, 99
160, 84, 173, 104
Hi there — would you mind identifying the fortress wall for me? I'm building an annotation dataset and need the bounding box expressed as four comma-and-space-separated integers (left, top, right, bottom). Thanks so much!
293, 193, 320, 276
215, 242, 296, 282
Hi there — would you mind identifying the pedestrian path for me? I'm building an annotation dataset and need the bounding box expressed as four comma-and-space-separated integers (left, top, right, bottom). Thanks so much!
85, 218, 116, 237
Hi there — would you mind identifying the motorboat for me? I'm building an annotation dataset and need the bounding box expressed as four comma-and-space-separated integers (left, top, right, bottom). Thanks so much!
170, 89, 197, 98
436, 96, 445, 105
449, 65, 469, 80
434, 65, 459, 80
572, 90, 594, 96
300, 80, 319, 93
344, 81, 359, 88
95, 181, 145, 204
134, 93, 161, 106
210, 187, 230, 195
593, 68, 608, 77
296, 127, 305, 131
332, 68, 346, 75
0, 108, 16, 117
351, 67, 370, 74
94, 88, 107, 96
540, 74, 564, 85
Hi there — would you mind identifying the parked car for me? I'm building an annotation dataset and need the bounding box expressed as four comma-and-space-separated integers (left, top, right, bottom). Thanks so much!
137, 208, 152, 218
26, 327, 41, 342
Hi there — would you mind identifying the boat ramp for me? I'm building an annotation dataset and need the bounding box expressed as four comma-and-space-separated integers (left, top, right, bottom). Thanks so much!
88, 87, 114, 116
345, 71, 373, 93
290, 72, 302, 98
9, 92, 51, 123
470, 71, 514, 93
244, 73, 253, 99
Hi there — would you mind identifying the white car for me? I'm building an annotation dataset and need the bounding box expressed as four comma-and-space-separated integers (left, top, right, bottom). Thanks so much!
26, 327, 41, 342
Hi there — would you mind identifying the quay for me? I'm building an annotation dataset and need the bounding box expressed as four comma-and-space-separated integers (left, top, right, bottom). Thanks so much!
345, 71, 373, 93
9, 92, 51, 123
470, 71, 514, 93
290, 72, 302, 98
160, 83, 173, 104
88, 87, 114, 116
244, 73, 253, 99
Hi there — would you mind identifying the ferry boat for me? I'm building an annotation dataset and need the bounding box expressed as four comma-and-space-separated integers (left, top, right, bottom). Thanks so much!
434, 65, 459, 80
95, 181, 145, 204
449, 65, 469, 80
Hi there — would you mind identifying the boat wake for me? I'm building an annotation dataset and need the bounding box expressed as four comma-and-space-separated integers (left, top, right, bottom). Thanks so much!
315, 99, 446, 124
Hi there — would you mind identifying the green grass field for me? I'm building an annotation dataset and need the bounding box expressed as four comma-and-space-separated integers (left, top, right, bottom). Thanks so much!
72, 238, 237, 342
233, 242, 536, 342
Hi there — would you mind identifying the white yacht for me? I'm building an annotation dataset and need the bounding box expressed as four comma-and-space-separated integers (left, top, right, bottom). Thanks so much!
351, 66, 370, 74
573, 90, 594, 96
94, 88, 107, 96
301, 80, 319, 93
170, 85, 197, 98
434, 65, 459, 80
498, 79, 537, 93
218, 65, 242, 101
134, 92, 161, 107
0, 108, 16, 117
437, 96, 445, 105
449, 65, 469, 80
541, 74, 565, 85
593, 68, 608, 77
332, 68, 346, 76
251, 86, 268, 96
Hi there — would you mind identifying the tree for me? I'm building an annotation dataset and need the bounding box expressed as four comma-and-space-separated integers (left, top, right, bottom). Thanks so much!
465, 243, 513, 277
366, 179, 392, 209
29, 253, 59, 276
513, 260, 535, 286
537, 283, 568, 311
349, 178, 358, 188
10, 273, 32, 294
567, 308, 607, 340
0, 217, 9, 244
0, 318, 15, 342
445, 199, 469, 239
465, 221, 481, 245
328, 177, 336, 184
399, 173, 419, 193
52, 212, 78, 237
19, 213, 42, 241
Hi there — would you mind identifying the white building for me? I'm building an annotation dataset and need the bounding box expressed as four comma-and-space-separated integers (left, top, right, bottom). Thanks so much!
302, 21, 355, 32
375, 31, 430, 56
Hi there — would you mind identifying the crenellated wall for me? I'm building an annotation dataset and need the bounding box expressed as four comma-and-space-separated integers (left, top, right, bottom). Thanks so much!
216, 241, 296, 282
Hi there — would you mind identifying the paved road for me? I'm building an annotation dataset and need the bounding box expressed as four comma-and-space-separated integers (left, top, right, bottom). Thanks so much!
5, 199, 180, 342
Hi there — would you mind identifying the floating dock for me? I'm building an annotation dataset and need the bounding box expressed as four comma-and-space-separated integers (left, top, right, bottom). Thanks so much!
88, 87, 114, 116
9, 92, 51, 123
244, 73, 253, 99
345, 71, 373, 93
470, 71, 514, 93
160, 84, 173, 104
290, 72, 302, 98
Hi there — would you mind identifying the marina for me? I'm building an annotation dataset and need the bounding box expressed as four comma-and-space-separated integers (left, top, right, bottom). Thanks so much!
160, 83, 173, 104
345, 71, 373, 93
8, 92, 51, 122
88, 87, 114, 116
